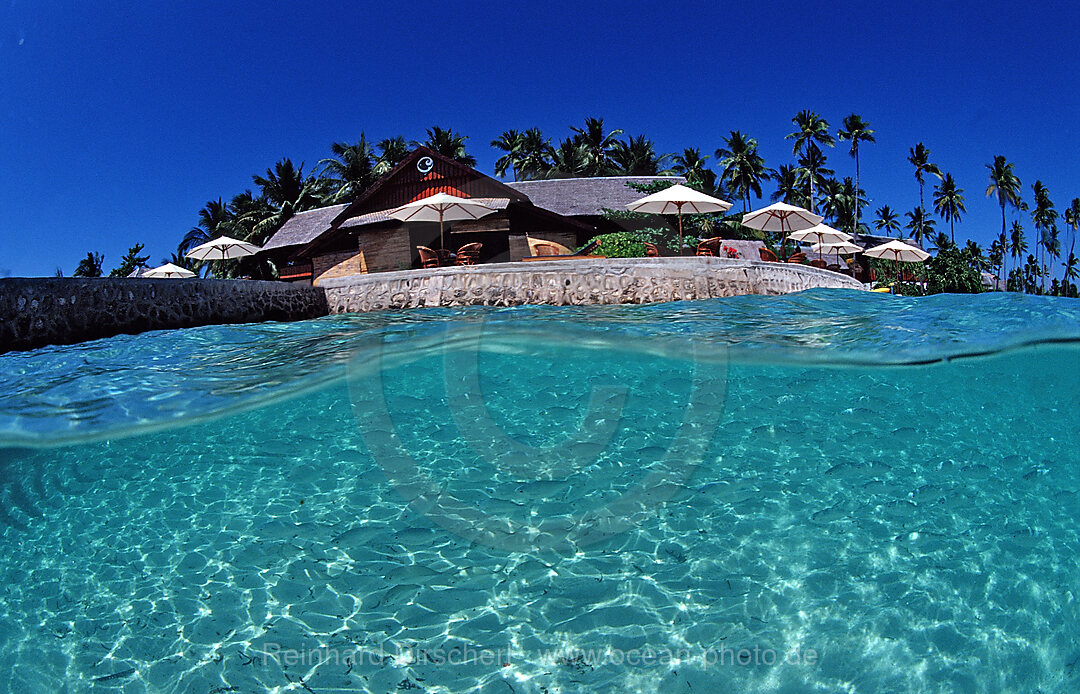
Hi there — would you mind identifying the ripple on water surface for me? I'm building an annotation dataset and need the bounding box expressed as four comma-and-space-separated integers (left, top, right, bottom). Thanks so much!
0, 290, 1078, 693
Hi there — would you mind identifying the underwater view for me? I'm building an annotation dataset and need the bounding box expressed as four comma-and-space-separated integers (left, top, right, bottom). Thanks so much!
1, 289, 1079, 693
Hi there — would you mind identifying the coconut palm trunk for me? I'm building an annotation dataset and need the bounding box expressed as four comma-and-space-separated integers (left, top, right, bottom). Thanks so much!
677, 205, 685, 256
853, 142, 861, 232
1000, 201, 1008, 290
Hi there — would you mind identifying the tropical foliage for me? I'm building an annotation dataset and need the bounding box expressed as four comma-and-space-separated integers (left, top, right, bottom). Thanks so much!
59, 114, 1078, 297
925, 246, 983, 294
73, 252, 104, 277
716, 130, 770, 211
109, 244, 150, 278
837, 114, 874, 227
585, 232, 647, 258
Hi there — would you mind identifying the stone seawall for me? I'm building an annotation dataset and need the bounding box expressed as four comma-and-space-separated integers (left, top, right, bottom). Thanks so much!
2, 260, 863, 352
0, 278, 328, 353
319, 257, 864, 313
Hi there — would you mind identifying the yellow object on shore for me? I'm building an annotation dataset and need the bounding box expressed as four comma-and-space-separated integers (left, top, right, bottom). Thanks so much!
871, 287, 893, 293
526, 237, 573, 256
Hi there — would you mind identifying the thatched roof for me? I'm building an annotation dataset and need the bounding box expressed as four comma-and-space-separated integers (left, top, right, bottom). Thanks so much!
262, 204, 348, 251
506, 176, 684, 217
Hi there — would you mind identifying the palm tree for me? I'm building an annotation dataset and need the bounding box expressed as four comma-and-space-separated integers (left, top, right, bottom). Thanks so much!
164, 251, 198, 273
907, 143, 943, 212
73, 251, 104, 277
318, 136, 377, 201
1009, 221, 1028, 290
1023, 254, 1040, 293
989, 236, 1006, 286
995, 229, 1009, 286
228, 190, 278, 246
1044, 225, 1062, 287
1063, 251, 1079, 291
1031, 180, 1057, 292
416, 127, 476, 167
905, 207, 935, 246
986, 156, 1022, 269
245, 158, 327, 263
795, 142, 833, 213
181, 198, 232, 254
491, 129, 523, 180
253, 159, 325, 215
932, 173, 966, 242
929, 232, 953, 253
817, 178, 844, 226
375, 136, 409, 175
838, 177, 868, 233
516, 128, 554, 180
671, 148, 718, 195
818, 178, 866, 232
873, 205, 901, 237
548, 138, 589, 178
611, 135, 669, 175
771, 164, 806, 207
836, 114, 875, 228
570, 117, 624, 177
787, 110, 834, 155
787, 111, 833, 212
963, 240, 989, 271
1064, 197, 1080, 256
716, 130, 772, 211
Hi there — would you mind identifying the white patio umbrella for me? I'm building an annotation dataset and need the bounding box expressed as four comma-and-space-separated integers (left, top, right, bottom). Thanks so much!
864, 239, 930, 286
389, 193, 496, 250
185, 236, 262, 261
790, 224, 852, 261
811, 240, 862, 271
143, 262, 195, 278
626, 184, 732, 256
741, 202, 823, 259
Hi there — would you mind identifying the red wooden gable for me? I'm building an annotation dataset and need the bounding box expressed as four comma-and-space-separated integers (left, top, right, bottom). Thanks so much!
331, 147, 528, 226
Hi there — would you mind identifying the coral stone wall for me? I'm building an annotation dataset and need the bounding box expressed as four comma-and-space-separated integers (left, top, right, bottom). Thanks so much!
0, 278, 328, 353
2, 260, 863, 352
319, 257, 864, 313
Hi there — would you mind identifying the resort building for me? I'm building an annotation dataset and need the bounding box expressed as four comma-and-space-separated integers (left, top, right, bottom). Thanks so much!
260, 146, 682, 284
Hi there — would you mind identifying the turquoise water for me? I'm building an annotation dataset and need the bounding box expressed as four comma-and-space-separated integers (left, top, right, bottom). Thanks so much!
0, 289, 1078, 692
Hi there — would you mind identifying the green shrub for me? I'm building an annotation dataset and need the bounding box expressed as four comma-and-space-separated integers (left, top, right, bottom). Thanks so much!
925, 247, 982, 294
583, 232, 647, 258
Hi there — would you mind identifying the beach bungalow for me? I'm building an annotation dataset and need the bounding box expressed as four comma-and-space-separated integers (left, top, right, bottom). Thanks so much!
261, 146, 682, 284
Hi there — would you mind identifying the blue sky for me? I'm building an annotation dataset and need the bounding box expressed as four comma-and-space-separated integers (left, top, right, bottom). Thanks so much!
2, 0, 1079, 277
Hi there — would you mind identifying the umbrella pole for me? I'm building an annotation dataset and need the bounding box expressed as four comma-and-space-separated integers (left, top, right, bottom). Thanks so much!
678, 206, 684, 256
439, 211, 445, 250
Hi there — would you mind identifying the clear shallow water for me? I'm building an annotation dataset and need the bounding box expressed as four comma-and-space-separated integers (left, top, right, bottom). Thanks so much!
0, 289, 1078, 692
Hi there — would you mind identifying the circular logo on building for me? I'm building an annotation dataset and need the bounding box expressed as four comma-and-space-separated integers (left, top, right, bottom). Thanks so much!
417, 156, 434, 174
346, 317, 727, 553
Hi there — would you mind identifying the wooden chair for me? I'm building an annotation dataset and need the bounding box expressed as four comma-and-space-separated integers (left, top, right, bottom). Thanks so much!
901, 270, 916, 282
455, 242, 482, 266
758, 247, 779, 262
417, 245, 440, 269
533, 242, 562, 257
574, 239, 602, 256
696, 237, 722, 256
436, 249, 453, 266
809, 259, 828, 269
643, 242, 660, 257
827, 264, 842, 273
786, 252, 807, 264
